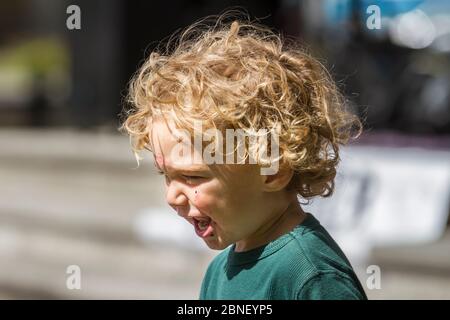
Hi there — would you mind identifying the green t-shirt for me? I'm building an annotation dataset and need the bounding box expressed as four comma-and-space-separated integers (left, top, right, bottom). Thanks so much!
199, 213, 367, 300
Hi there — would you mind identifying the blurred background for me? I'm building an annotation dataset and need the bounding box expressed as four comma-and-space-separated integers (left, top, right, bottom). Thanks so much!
0, 0, 449, 299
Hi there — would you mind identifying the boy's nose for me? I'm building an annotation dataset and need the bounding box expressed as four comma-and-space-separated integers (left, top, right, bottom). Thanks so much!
165, 181, 189, 208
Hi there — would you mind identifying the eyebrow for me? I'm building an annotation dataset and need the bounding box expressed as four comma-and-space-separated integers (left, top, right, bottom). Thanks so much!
153, 159, 209, 174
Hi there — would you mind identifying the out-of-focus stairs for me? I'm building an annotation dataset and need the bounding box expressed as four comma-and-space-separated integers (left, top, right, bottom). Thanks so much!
0, 129, 213, 299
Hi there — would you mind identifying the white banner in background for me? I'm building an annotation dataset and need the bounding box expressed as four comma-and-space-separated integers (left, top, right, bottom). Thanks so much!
309, 145, 450, 262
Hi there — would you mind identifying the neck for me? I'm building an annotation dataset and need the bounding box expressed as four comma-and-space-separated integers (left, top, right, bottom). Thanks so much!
234, 195, 306, 252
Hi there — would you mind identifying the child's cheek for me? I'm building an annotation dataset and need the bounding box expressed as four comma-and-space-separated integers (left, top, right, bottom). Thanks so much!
193, 189, 212, 214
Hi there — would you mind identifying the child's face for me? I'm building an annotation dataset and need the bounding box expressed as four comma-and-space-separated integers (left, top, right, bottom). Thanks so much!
150, 118, 278, 251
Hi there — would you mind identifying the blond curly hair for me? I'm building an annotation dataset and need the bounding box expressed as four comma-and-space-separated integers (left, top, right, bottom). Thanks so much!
121, 14, 361, 200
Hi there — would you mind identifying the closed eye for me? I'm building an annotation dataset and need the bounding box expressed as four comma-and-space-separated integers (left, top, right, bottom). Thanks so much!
156, 170, 204, 184
182, 175, 204, 180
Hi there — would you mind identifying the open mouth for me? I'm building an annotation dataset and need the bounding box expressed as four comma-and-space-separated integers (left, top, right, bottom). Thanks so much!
193, 217, 215, 238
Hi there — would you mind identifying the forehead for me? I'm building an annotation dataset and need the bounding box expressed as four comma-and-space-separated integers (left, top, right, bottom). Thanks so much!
149, 117, 262, 177
150, 118, 207, 170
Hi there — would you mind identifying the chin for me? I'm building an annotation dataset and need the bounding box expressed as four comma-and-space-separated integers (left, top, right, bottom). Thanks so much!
204, 237, 230, 250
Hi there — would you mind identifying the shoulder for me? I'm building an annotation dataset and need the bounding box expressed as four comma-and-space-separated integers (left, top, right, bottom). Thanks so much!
273, 224, 367, 299
297, 271, 367, 300
285, 220, 357, 276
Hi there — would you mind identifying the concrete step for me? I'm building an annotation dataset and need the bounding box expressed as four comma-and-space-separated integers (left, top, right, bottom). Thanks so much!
369, 230, 450, 276
0, 128, 214, 299
0, 222, 213, 299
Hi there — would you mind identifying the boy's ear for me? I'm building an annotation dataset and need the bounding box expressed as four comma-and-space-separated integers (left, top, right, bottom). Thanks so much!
261, 166, 294, 192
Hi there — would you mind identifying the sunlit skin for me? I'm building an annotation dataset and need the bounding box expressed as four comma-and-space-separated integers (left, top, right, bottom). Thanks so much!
150, 117, 307, 252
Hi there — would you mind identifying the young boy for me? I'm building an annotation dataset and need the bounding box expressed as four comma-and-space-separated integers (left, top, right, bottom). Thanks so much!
121, 16, 367, 300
